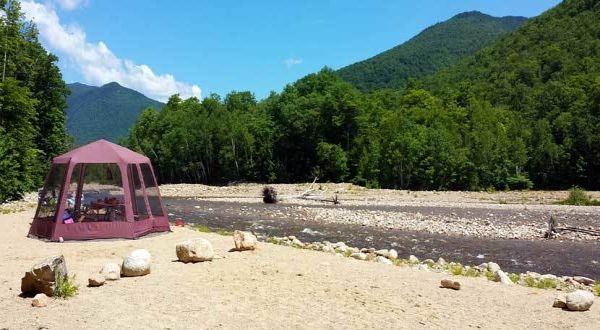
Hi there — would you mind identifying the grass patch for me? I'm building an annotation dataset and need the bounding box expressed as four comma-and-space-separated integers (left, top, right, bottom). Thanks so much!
215, 229, 233, 236
194, 224, 212, 233
484, 270, 496, 281
523, 276, 536, 287
464, 268, 480, 277
536, 278, 558, 289
560, 187, 600, 206
593, 283, 600, 296
508, 273, 520, 283
450, 263, 464, 276
54, 275, 78, 299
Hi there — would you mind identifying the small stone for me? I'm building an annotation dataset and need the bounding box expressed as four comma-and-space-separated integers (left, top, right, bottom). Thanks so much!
58, 237, 64, 243
408, 255, 419, 264
540, 274, 558, 281
494, 270, 513, 285
176, 238, 214, 262
388, 249, 398, 260
573, 276, 595, 286
487, 262, 501, 273
233, 231, 258, 251
565, 290, 594, 311
88, 274, 105, 287
440, 279, 461, 290
417, 264, 429, 271
100, 263, 121, 280
322, 245, 335, 253
374, 249, 389, 257
31, 293, 49, 307
375, 256, 393, 265
121, 249, 151, 277
350, 253, 367, 261
437, 257, 447, 266
553, 297, 567, 309
291, 238, 304, 247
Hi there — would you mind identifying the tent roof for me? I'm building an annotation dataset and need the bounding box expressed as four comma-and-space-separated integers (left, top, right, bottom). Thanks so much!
53, 139, 150, 164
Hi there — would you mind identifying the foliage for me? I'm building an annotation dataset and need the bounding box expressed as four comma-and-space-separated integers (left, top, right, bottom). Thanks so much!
0, 0, 69, 202
426, 0, 600, 189
66, 82, 164, 145
127, 1, 600, 191
195, 224, 212, 233
54, 275, 79, 299
337, 11, 527, 92
560, 187, 600, 206
593, 283, 600, 296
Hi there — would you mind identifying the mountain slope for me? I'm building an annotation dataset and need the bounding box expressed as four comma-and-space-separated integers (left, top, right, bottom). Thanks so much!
425, 0, 600, 188
66, 82, 164, 144
336, 11, 527, 92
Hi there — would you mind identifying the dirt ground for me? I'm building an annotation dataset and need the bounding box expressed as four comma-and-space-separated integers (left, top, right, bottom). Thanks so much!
1, 209, 599, 329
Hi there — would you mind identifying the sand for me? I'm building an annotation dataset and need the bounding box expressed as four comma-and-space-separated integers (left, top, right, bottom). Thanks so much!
1, 209, 599, 329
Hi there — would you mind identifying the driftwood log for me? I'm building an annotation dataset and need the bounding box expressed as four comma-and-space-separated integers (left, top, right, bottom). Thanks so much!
262, 178, 340, 205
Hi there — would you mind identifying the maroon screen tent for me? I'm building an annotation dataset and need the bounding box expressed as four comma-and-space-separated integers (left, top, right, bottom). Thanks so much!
29, 139, 170, 241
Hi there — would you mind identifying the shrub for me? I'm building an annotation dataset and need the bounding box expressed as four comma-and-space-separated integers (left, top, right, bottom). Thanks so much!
484, 270, 496, 281
593, 283, 600, 296
536, 278, 557, 289
560, 187, 600, 206
464, 268, 480, 277
506, 175, 534, 190
450, 263, 464, 276
523, 276, 536, 287
54, 275, 79, 299
508, 273, 521, 283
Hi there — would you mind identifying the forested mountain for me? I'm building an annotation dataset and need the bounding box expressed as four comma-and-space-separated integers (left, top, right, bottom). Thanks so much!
128, 0, 600, 191
425, 0, 600, 188
66, 82, 164, 144
0, 0, 70, 202
336, 11, 527, 92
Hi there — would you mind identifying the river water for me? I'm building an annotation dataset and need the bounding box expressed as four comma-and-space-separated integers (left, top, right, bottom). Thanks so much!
165, 198, 600, 278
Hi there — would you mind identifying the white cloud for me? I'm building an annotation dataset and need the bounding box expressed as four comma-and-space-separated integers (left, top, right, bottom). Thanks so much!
55, 0, 85, 11
21, 1, 201, 101
284, 58, 302, 68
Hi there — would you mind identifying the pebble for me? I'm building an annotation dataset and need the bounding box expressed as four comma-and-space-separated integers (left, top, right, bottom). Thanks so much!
440, 279, 461, 290
88, 274, 106, 287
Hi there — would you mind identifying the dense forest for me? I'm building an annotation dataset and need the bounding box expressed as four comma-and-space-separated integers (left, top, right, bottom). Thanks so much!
337, 11, 527, 92
127, 0, 600, 191
0, 0, 70, 202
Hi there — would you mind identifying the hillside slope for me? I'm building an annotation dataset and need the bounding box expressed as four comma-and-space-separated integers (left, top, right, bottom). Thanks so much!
66, 82, 164, 144
425, 0, 600, 188
336, 11, 527, 92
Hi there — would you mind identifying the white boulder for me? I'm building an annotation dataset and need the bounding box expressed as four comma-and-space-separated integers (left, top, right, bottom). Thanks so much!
494, 270, 513, 285
565, 290, 594, 311
121, 249, 152, 277
176, 238, 214, 262
100, 263, 121, 280
234, 230, 258, 251
375, 256, 393, 265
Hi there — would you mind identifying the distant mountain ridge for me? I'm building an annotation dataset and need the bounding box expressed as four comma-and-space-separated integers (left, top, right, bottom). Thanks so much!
336, 11, 528, 91
66, 82, 164, 145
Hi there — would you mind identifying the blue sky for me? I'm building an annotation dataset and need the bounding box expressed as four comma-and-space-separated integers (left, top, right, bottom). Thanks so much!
23, 0, 561, 101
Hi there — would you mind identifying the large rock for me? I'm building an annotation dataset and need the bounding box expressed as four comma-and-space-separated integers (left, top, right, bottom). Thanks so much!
573, 276, 595, 286
31, 293, 49, 307
121, 249, 151, 277
100, 263, 121, 280
21, 255, 68, 296
565, 290, 595, 311
176, 238, 214, 263
233, 230, 258, 251
487, 262, 501, 273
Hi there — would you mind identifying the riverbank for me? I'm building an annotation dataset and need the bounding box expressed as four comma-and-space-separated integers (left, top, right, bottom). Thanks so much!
1, 209, 599, 329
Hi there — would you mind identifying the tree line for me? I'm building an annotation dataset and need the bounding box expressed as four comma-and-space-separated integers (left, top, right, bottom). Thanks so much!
0, 0, 70, 202
127, 69, 535, 191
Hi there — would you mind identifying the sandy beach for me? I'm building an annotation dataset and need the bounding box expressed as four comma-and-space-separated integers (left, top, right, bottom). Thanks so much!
1, 206, 599, 329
